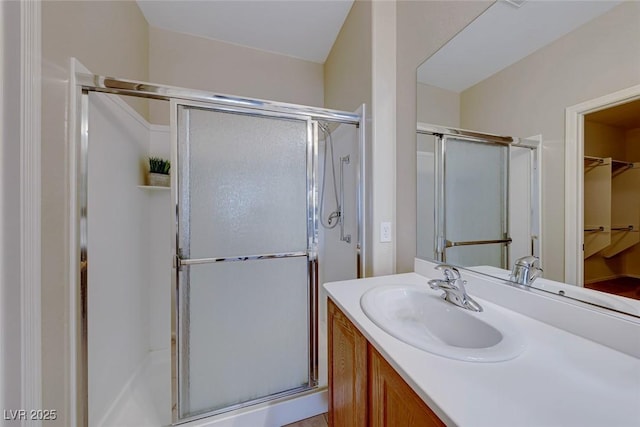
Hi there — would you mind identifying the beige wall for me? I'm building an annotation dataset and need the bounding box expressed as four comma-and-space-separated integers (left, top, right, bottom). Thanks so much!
460, 1, 640, 281
626, 128, 640, 161
149, 27, 324, 125
324, 0, 372, 115
41, 1, 150, 424
416, 82, 460, 127
395, 0, 492, 272
584, 121, 627, 160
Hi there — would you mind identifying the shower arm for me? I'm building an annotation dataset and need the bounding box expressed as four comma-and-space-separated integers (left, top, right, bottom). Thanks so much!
340, 155, 351, 244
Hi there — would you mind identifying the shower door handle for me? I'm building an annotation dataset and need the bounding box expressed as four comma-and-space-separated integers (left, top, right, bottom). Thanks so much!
445, 238, 512, 248
175, 251, 308, 270
339, 155, 351, 244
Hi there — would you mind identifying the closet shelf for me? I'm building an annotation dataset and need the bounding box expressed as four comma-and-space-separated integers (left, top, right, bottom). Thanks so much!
612, 161, 637, 177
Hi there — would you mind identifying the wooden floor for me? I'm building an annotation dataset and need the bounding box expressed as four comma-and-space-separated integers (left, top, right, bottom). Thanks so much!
283, 413, 328, 427
585, 277, 640, 300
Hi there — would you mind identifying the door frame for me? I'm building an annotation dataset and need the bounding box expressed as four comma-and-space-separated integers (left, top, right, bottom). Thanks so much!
564, 84, 640, 286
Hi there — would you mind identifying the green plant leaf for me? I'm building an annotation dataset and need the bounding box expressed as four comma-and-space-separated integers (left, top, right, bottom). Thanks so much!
149, 157, 171, 175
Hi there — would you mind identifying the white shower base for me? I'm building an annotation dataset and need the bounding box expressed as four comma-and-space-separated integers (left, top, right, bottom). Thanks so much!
99, 322, 328, 427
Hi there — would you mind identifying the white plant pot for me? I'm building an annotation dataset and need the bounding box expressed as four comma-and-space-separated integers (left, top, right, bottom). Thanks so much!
148, 173, 170, 187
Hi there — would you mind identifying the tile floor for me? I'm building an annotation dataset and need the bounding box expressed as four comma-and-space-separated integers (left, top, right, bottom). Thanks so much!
283, 413, 328, 427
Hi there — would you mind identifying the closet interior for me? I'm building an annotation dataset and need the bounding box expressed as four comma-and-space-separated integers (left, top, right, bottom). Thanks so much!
583, 99, 640, 300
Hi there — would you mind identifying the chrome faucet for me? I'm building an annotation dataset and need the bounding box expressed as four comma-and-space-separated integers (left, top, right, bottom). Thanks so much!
428, 264, 483, 312
510, 255, 542, 286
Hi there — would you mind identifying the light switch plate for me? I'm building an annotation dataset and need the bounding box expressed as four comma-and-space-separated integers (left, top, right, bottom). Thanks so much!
380, 222, 392, 243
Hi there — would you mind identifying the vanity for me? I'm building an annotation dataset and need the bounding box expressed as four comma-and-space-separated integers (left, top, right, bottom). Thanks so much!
324, 259, 640, 427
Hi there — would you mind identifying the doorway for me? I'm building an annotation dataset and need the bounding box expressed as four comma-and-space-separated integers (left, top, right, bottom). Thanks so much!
565, 84, 640, 303
582, 100, 640, 300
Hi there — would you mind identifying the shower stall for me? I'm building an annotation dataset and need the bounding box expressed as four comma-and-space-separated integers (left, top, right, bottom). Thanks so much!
416, 123, 540, 269
71, 65, 365, 427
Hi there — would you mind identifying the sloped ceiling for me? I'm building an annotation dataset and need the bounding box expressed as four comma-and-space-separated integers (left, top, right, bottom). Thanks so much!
137, 0, 354, 63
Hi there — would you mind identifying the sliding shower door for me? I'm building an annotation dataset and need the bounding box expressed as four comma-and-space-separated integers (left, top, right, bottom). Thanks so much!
172, 102, 316, 421
436, 136, 510, 268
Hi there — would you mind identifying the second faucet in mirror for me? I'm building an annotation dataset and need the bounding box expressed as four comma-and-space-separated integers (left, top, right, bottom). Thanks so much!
510, 256, 543, 286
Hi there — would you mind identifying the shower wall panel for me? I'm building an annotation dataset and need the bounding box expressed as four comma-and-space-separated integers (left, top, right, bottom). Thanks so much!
87, 93, 150, 425
318, 123, 359, 321
147, 126, 172, 353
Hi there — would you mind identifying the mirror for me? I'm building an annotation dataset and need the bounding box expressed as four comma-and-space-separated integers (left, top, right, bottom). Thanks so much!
416, 0, 640, 318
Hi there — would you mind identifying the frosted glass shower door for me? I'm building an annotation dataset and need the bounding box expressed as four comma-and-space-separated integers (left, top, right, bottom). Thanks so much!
438, 136, 509, 268
173, 103, 315, 421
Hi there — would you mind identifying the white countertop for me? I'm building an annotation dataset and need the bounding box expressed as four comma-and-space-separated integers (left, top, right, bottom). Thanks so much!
324, 272, 640, 427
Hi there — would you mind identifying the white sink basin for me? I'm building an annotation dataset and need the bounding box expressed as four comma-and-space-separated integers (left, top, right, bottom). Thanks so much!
360, 285, 525, 362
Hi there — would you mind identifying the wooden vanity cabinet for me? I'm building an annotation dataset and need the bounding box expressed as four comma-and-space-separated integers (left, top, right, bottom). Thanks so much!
328, 299, 445, 427
328, 298, 368, 427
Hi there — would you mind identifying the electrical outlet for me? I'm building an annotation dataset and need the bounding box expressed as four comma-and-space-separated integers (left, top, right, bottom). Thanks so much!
380, 222, 392, 243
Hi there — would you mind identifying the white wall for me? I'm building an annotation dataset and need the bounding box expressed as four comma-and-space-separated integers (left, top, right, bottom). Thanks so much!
460, 1, 640, 281
87, 93, 150, 425
1, 1, 22, 423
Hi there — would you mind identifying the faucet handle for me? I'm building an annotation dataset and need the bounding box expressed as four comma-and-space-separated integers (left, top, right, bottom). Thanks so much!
514, 255, 541, 269
435, 264, 461, 281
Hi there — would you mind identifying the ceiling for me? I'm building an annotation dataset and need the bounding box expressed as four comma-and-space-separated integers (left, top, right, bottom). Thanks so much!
136, 0, 354, 64
417, 0, 622, 93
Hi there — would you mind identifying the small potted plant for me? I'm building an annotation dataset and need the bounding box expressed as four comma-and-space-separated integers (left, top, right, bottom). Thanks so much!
148, 157, 171, 187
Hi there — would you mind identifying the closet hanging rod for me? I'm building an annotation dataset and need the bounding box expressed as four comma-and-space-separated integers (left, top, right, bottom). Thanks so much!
611, 225, 635, 231
584, 226, 605, 232
611, 159, 634, 166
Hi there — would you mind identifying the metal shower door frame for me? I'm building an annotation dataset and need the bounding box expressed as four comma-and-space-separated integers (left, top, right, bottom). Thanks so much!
71, 71, 365, 427
170, 100, 319, 423
433, 133, 511, 268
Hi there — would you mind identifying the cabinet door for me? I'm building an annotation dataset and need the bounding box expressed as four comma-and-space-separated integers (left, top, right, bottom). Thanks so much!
328, 299, 367, 427
369, 346, 445, 427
